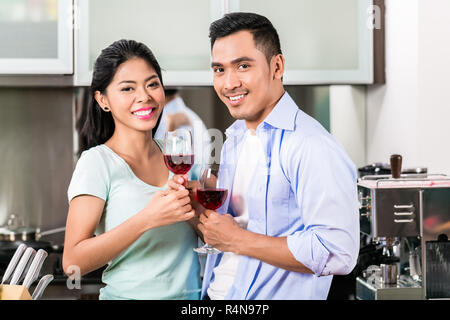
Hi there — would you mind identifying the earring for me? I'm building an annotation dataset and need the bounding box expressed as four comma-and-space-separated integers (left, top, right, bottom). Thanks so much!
103, 107, 110, 112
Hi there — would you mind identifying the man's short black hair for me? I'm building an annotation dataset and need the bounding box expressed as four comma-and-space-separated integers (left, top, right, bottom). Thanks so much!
209, 12, 282, 64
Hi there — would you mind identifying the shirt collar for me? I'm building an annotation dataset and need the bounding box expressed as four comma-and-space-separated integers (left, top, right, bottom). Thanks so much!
225, 119, 247, 137
262, 91, 298, 131
225, 91, 298, 137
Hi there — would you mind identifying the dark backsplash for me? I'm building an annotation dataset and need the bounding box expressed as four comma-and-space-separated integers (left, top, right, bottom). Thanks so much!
0, 87, 75, 245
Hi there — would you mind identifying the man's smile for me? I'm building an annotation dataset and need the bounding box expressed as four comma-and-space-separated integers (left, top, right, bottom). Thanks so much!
224, 92, 248, 106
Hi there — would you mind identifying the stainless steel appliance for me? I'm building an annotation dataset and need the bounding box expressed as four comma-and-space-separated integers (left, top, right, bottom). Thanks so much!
356, 156, 450, 300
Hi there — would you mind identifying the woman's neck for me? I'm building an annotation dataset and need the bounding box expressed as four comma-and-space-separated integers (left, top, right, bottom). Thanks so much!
105, 129, 156, 161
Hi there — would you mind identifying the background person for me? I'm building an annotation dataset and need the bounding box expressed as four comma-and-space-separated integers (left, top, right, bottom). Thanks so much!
155, 88, 211, 180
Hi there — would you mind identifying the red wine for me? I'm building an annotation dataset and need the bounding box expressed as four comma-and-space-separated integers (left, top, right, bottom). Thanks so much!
196, 188, 228, 210
163, 154, 194, 174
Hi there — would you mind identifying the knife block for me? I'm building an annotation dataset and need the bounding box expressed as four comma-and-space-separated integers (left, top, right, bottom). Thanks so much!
0, 285, 32, 300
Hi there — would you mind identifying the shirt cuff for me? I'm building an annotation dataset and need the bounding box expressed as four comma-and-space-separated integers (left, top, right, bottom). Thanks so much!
286, 231, 330, 276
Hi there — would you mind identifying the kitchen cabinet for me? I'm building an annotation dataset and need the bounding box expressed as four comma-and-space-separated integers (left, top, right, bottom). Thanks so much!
74, 0, 220, 86
74, 0, 376, 86
0, 0, 73, 74
228, 0, 374, 84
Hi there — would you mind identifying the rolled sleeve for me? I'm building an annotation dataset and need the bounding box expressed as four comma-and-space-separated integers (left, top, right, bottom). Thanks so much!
285, 134, 360, 276
287, 231, 330, 276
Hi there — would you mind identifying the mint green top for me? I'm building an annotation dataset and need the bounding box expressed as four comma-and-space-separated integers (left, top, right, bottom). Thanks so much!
67, 141, 201, 300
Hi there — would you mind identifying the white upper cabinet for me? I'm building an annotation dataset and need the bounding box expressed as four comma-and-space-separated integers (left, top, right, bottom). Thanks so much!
228, 0, 374, 84
74, 0, 220, 86
74, 0, 374, 86
0, 0, 73, 74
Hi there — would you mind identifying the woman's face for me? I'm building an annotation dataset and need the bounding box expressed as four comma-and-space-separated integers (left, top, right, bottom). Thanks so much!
95, 57, 165, 135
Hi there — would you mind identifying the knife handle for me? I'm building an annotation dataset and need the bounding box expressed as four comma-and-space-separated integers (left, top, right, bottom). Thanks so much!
9, 247, 35, 285
1, 243, 27, 284
18, 249, 36, 284
22, 249, 48, 289
32, 274, 54, 300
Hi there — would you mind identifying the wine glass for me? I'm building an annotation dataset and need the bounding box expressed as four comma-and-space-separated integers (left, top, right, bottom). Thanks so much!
193, 163, 229, 255
163, 129, 194, 176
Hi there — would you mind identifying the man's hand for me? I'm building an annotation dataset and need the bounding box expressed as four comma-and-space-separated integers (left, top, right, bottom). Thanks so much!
198, 210, 243, 253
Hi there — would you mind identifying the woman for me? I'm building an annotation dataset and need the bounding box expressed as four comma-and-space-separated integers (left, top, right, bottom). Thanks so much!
63, 39, 201, 300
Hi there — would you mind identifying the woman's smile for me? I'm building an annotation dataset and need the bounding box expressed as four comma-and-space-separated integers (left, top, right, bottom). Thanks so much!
132, 106, 156, 120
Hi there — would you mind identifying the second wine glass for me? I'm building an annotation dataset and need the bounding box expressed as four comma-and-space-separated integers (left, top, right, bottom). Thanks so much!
193, 163, 229, 255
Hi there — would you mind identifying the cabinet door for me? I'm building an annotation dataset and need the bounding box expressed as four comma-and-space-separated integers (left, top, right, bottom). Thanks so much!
228, 0, 374, 84
0, 0, 73, 74
75, 0, 220, 86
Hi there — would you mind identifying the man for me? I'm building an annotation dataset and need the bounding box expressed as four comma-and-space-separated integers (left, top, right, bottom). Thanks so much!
171, 12, 359, 300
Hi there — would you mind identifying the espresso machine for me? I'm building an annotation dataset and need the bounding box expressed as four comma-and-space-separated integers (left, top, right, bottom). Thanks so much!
356, 155, 450, 300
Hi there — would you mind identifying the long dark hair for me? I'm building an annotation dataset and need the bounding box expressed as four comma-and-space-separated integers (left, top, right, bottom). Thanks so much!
76, 39, 164, 156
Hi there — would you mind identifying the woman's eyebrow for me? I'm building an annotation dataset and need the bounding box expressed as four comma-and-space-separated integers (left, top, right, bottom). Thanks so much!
118, 74, 158, 85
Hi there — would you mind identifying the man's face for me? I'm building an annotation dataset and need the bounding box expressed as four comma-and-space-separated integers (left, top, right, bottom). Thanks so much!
211, 30, 282, 128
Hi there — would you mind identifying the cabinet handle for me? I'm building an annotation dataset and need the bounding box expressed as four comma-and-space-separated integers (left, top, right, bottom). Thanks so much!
394, 219, 414, 223
393, 204, 414, 209
394, 211, 414, 216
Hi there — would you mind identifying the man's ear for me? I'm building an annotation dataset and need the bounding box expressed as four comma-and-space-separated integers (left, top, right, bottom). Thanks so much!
94, 90, 110, 112
271, 54, 285, 81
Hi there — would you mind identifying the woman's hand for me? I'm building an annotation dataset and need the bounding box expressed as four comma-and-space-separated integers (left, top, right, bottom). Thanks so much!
141, 188, 195, 230
168, 174, 189, 190
169, 175, 204, 212
168, 174, 205, 239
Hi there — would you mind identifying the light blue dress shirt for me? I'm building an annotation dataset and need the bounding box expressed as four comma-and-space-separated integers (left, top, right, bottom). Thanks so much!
201, 92, 360, 300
